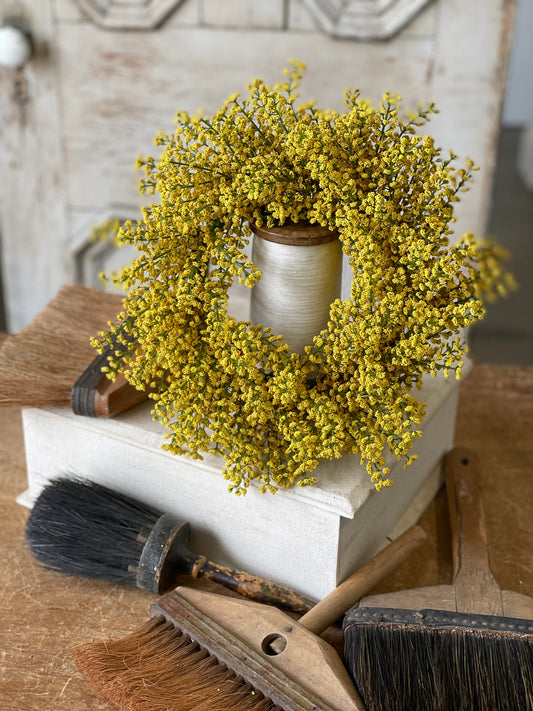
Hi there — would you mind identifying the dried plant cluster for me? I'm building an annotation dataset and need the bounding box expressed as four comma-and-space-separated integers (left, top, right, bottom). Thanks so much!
95, 63, 513, 495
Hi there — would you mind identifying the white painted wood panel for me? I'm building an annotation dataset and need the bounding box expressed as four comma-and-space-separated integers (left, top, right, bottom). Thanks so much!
0, 0, 71, 332
289, 1, 438, 41
425, 0, 518, 240
302, 0, 434, 39
58, 24, 435, 210
74, 0, 188, 29
0, 0, 517, 331
53, 0, 88, 22
202, 0, 286, 29
288, 0, 321, 31
503, 0, 533, 127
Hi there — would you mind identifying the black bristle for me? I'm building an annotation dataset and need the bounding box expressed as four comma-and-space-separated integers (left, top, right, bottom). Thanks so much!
343, 607, 533, 711
25, 476, 162, 586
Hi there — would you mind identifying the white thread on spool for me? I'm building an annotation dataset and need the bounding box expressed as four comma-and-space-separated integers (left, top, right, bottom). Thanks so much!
250, 222, 342, 355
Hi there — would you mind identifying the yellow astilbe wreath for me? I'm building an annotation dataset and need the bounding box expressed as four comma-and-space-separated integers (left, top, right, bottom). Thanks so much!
94, 62, 514, 495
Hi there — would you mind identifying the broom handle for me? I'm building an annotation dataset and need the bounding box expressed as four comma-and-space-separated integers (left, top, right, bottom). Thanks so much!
298, 524, 427, 635
444, 446, 503, 615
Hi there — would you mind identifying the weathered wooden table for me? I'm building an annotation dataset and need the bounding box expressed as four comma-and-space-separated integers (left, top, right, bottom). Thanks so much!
1, 364, 532, 710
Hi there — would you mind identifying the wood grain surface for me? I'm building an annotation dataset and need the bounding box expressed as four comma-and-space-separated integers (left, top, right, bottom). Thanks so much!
0, 364, 532, 710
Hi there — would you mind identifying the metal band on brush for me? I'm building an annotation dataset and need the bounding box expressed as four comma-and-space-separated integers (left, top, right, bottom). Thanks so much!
137, 514, 191, 593
344, 607, 533, 636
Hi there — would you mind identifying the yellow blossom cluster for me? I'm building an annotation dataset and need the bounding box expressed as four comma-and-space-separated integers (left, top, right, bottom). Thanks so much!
93, 62, 513, 495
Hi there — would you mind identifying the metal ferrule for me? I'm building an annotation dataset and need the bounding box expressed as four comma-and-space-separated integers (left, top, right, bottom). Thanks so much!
136, 513, 192, 593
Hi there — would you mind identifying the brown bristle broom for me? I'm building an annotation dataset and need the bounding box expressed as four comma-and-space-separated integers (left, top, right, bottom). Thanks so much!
343, 446, 533, 711
74, 524, 428, 711
0, 284, 150, 416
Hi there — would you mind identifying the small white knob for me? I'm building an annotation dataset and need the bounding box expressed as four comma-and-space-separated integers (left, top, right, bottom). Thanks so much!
0, 23, 33, 69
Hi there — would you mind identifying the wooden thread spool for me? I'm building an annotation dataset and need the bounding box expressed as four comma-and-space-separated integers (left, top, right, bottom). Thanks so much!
250, 222, 342, 355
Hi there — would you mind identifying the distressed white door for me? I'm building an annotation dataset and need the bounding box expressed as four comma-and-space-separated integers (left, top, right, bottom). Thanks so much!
0, 0, 516, 332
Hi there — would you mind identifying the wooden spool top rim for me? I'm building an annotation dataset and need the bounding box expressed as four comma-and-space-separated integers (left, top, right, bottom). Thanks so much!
251, 221, 339, 246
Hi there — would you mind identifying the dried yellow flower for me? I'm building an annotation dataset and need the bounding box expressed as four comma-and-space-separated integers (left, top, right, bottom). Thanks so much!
93, 63, 513, 495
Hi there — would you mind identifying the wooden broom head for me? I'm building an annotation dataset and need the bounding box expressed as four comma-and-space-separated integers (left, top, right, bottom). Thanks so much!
74, 584, 366, 711
74, 615, 279, 711
343, 606, 533, 711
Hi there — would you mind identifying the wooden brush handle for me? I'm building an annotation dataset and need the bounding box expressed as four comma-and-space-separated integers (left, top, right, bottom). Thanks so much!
194, 559, 315, 614
72, 348, 151, 417
145, 514, 315, 613
444, 446, 503, 615
299, 524, 427, 635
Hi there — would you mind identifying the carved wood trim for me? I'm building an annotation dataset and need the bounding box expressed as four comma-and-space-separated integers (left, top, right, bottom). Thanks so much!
75, 0, 186, 29
71, 206, 136, 290
302, 0, 434, 39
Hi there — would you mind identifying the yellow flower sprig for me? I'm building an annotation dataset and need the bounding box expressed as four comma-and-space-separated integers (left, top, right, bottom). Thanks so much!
93, 62, 513, 495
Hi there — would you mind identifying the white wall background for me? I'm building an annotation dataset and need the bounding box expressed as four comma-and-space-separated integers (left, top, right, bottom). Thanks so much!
503, 0, 533, 127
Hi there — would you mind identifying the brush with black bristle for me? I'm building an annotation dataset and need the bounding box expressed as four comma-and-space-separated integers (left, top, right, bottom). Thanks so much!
25, 476, 315, 613
343, 446, 533, 711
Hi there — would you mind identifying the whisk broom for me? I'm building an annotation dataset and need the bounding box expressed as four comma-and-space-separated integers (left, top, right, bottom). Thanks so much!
0, 284, 149, 416
75, 524, 427, 711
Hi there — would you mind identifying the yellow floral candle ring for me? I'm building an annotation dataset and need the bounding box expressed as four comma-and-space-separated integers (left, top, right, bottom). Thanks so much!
94, 63, 514, 495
